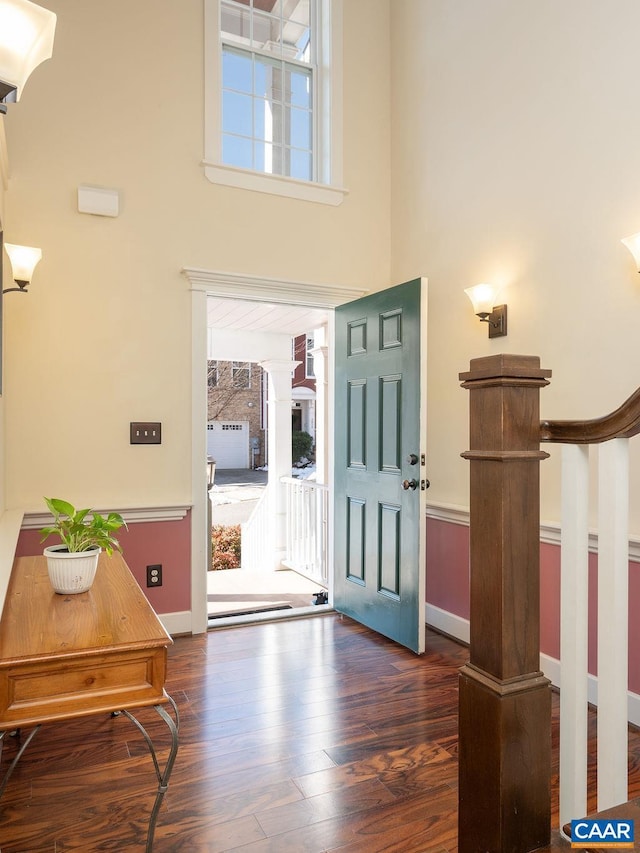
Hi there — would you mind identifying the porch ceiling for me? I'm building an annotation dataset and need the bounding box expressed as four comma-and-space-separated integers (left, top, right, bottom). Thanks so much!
207, 295, 329, 336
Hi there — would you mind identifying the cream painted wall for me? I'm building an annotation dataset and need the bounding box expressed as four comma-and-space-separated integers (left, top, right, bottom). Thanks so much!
2, 0, 391, 511
391, 0, 640, 530
0, 116, 7, 516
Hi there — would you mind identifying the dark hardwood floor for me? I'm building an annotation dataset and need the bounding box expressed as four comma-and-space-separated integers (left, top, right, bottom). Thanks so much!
1, 613, 640, 851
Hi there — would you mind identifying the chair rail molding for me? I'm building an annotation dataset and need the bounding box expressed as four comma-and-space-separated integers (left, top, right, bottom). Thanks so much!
426, 501, 640, 563
22, 505, 190, 529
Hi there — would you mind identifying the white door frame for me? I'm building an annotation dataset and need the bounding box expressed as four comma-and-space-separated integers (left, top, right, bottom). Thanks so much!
185, 268, 367, 634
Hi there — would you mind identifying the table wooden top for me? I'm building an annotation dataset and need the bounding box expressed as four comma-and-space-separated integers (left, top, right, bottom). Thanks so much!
0, 552, 172, 667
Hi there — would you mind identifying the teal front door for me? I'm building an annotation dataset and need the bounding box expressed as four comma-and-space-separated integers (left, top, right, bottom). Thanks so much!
333, 279, 427, 653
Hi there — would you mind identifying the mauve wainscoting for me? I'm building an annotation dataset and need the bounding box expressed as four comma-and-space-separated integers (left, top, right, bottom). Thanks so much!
15, 512, 192, 617
426, 514, 640, 703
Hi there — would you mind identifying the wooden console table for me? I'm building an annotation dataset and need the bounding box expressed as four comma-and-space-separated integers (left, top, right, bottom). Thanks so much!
0, 552, 179, 851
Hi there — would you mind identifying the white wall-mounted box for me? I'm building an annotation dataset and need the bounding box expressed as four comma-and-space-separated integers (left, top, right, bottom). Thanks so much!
77, 185, 120, 217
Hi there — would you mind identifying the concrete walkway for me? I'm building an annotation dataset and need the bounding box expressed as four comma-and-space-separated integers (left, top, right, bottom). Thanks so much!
209, 468, 267, 526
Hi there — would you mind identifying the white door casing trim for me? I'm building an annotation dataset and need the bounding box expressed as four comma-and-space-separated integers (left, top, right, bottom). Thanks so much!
183, 267, 366, 308
188, 269, 367, 634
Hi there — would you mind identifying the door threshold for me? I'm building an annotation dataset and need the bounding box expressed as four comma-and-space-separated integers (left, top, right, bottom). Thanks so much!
207, 604, 333, 630
209, 603, 292, 620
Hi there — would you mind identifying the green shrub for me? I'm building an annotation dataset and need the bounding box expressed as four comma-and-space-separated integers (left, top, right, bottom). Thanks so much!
211, 524, 241, 571
292, 430, 313, 463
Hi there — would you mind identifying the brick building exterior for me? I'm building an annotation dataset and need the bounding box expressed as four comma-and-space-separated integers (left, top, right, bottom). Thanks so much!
207, 360, 266, 468
207, 336, 317, 469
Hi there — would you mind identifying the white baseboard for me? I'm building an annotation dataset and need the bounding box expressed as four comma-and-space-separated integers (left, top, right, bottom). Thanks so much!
540, 652, 640, 728
629, 691, 640, 728
426, 604, 640, 727
159, 610, 193, 636
539, 652, 561, 691
426, 603, 470, 644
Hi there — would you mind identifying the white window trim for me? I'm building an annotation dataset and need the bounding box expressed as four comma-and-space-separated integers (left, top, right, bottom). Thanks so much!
232, 360, 252, 388
208, 359, 219, 386
203, 0, 347, 206
305, 335, 315, 378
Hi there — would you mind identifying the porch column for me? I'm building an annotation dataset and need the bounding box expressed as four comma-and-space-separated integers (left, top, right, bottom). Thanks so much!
260, 358, 300, 569
458, 354, 552, 853
310, 325, 329, 485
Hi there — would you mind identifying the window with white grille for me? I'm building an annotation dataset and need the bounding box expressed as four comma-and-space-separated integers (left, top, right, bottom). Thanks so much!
306, 335, 315, 378
232, 361, 252, 388
207, 360, 219, 387
203, 0, 345, 205
221, 0, 313, 181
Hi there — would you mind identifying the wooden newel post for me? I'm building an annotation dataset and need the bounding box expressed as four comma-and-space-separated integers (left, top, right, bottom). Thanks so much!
458, 354, 552, 853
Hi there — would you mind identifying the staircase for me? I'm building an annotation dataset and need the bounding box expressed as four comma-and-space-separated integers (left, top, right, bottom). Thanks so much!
459, 353, 640, 852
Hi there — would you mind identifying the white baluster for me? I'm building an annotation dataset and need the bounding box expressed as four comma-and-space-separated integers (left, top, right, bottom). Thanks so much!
560, 443, 590, 831
597, 438, 629, 811
280, 477, 329, 584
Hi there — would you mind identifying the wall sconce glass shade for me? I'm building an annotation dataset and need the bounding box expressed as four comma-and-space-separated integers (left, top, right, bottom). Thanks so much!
621, 232, 640, 272
4, 242, 42, 291
464, 283, 501, 318
0, 0, 56, 103
464, 283, 507, 338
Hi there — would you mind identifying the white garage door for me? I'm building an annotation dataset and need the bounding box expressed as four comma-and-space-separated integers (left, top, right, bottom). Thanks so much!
207, 421, 249, 469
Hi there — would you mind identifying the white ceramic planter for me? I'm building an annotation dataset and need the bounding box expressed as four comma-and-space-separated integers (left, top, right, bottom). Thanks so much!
43, 545, 101, 594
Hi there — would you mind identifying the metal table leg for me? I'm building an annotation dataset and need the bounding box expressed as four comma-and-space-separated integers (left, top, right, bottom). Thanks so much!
121, 694, 180, 852
0, 726, 41, 800
0, 696, 179, 851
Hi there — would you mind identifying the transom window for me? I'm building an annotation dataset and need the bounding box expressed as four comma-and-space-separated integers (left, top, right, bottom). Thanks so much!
204, 0, 345, 205
221, 0, 313, 181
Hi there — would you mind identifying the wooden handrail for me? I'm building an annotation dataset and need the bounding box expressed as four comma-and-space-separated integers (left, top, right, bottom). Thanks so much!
541, 385, 640, 444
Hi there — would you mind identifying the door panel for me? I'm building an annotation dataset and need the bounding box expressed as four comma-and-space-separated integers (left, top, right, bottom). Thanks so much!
348, 381, 366, 467
334, 278, 427, 653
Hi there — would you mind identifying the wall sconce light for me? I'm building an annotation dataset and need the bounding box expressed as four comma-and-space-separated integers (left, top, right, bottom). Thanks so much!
464, 283, 508, 338
621, 232, 640, 272
3, 242, 42, 293
0, 0, 57, 113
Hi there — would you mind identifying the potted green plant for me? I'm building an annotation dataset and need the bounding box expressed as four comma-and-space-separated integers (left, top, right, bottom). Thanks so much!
40, 497, 127, 594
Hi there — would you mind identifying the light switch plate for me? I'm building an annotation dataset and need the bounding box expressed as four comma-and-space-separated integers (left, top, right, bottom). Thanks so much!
130, 422, 161, 444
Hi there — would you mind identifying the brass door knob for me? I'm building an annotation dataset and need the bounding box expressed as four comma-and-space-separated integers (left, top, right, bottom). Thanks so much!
402, 478, 418, 491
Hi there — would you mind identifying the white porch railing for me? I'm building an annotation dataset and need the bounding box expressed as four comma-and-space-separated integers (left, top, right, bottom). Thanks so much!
240, 486, 273, 571
280, 476, 329, 586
